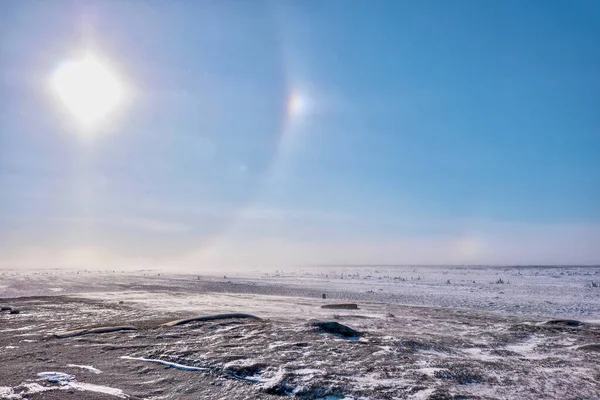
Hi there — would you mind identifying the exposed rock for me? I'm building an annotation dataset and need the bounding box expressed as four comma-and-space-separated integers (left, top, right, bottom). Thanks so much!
312, 321, 361, 338
263, 381, 295, 396
0, 306, 11, 312
545, 319, 582, 328
9, 309, 19, 314
577, 343, 600, 352
321, 303, 359, 310
54, 326, 137, 338
162, 313, 261, 327
295, 387, 346, 399
225, 363, 265, 378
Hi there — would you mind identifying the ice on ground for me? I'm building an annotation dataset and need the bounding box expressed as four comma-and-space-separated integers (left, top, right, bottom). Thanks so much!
37, 372, 75, 384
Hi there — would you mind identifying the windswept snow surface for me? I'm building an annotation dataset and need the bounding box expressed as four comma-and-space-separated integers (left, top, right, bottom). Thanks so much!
0, 266, 599, 399
1, 265, 599, 318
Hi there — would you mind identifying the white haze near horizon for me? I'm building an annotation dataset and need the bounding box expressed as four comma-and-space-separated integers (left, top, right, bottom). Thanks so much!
1, 216, 599, 272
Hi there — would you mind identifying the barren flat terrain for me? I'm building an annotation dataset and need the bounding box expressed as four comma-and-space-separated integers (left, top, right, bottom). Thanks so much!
1, 266, 599, 399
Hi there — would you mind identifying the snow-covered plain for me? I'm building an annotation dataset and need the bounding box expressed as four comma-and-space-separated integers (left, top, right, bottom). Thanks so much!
0, 266, 599, 399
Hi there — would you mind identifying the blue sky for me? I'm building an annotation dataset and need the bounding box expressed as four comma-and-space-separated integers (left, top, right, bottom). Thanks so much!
1, 0, 599, 268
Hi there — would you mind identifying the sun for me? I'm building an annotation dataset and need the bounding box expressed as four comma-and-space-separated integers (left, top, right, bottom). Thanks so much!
51, 53, 124, 129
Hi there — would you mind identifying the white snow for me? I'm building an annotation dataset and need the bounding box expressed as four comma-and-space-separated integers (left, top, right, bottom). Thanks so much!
408, 387, 436, 400
0, 374, 127, 400
120, 355, 210, 372
68, 381, 128, 398
0, 387, 19, 400
36, 371, 127, 398
67, 364, 103, 374
504, 336, 542, 355
2, 265, 599, 319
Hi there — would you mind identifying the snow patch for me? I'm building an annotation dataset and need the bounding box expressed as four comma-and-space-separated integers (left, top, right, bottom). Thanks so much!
120, 355, 210, 372
504, 336, 542, 355
37, 371, 127, 398
409, 387, 436, 399
67, 364, 102, 374
0, 387, 20, 400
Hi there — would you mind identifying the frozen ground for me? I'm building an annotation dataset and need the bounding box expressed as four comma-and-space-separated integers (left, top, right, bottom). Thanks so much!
2, 265, 599, 319
1, 266, 599, 399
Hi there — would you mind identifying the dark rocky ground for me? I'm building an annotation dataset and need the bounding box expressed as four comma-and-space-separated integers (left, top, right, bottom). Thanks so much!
1, 290, 599, 400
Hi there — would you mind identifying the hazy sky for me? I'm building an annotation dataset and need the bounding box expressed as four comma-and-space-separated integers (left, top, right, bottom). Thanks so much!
1, 0, 599, 269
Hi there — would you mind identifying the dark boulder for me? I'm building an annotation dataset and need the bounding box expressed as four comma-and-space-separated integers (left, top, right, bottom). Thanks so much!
312, 321, 361, 338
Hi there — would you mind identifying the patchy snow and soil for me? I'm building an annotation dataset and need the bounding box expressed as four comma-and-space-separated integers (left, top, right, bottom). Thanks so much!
1, 266, 599, 399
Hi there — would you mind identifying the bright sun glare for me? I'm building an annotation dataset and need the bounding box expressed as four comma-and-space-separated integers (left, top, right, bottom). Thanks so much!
51, 54, 123, 129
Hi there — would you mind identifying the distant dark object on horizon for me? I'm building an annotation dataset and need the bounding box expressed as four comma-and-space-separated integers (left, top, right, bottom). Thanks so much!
321, 303, 359, 310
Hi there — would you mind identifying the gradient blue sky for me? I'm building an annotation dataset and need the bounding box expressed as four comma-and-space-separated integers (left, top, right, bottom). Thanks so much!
1, 0, 599, 268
